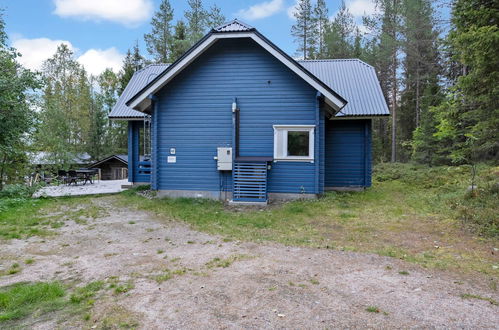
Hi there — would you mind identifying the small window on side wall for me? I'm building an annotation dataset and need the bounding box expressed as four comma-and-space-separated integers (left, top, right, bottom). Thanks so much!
273, 125, 315, 162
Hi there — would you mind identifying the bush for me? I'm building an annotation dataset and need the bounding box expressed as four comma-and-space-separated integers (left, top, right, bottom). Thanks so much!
0, 183, 44, 199
453, 167, 499, 237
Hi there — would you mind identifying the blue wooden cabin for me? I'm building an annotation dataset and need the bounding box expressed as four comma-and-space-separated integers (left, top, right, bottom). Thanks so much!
109, 20, 389, 203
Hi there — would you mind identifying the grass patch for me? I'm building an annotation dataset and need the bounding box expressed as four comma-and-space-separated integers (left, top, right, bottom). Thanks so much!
399, 271, 410, 275
205, 255, 251, 269
366, 306, 381, 313
0, 195, 105, 240
117, 163, 498, 277
0, 282, 65, 321
153, 268, 187, 283
69, 281, 104, 304
460, 293, 498, 305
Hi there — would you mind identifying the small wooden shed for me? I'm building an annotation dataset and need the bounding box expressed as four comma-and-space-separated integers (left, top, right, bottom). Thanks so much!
89, 155, 128, 180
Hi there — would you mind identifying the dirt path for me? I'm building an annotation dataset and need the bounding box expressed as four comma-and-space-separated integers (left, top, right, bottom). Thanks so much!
1, 196, 498, 329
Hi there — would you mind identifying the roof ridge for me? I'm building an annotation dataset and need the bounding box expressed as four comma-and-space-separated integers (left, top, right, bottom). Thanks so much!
299, 58, 373, 68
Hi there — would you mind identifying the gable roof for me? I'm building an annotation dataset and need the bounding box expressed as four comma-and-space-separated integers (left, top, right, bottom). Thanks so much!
125, 19, 347, 112
299, 59, 390, 117
109, 64, 169, 119
88, 154, 128, 168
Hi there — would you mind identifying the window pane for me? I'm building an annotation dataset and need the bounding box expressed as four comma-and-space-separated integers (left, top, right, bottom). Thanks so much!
287, 131, 309, 156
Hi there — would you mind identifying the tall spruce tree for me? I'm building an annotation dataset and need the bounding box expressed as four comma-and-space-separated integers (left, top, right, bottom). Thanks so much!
432, 0, 499, 163
291, 0, 315, 59
185, 0, 207, 43
119, 49, 135, 95
169, 20, 191, 62
144, 0, 174, 63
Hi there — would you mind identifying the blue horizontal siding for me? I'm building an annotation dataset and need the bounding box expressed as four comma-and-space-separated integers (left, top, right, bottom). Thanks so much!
325, 119, 371, 187
155, 38, 318, 194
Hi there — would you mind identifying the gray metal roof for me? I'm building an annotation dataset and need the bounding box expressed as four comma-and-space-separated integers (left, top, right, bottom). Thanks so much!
299, 59, 390, 116
109, 64, 169, 119
213, 19, 255, 32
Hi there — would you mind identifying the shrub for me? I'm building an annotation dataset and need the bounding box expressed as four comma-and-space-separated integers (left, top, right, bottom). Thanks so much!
0, 183, 45, 199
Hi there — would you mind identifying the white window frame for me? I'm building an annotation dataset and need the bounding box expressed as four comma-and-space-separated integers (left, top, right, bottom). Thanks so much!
273, 125, 315, 162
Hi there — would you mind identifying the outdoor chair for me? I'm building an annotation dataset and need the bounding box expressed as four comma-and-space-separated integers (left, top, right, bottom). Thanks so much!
67, 170, 79, 186
57, 170, 68, 184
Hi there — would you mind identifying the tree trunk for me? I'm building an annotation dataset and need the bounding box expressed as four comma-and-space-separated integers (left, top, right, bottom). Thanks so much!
390, 47, 397, 163
415, 66, 420, 127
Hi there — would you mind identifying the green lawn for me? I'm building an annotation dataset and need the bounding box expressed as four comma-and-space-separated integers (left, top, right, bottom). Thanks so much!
117, 163, 498, 276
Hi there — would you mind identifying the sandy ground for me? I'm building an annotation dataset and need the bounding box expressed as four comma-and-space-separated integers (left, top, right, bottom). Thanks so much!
1, 196, 498, 329
33, 179, 128, 197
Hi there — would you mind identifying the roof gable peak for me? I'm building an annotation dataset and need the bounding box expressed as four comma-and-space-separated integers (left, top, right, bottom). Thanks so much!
213, 19, 255, 32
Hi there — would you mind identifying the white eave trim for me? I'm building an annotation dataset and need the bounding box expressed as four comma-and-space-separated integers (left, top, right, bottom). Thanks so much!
128, 32, 347, 111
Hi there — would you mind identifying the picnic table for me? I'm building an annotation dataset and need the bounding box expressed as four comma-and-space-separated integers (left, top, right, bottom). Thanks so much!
65, 169, 97, 186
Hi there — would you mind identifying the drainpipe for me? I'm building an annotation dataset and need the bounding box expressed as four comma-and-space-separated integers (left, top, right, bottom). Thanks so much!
148, 94, 158, 190
315, 92, 322, 195
232, 97, 238, 161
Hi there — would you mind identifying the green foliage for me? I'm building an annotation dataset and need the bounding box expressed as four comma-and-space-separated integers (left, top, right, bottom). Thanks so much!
185, 0, 207, 43
206, 4, 225, 29
69, 281, 104, 304
0, 9, 41, 189
324, 1, 356, 59
144, 0, 174, 63
169, 20, 191, 62
0, 183, 43, 199
0, 282, 65, 321
291, 0, 315, 59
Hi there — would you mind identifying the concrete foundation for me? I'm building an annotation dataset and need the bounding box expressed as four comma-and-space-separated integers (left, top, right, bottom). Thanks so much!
325, 186, 365, 192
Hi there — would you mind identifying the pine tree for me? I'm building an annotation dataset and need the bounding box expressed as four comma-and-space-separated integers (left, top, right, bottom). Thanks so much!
312, 0, 329, 59
185, 0, 207, 43
376, 0, 402, 162
206, 4, 225, 29
144, 0, 174, 63
169, 20, 191, 62
291, 0, 315, 59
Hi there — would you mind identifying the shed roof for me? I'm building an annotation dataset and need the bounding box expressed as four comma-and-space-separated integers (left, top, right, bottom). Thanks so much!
88, 154, 128, 168
109, 64, 169, 119
298, 59, 390, 117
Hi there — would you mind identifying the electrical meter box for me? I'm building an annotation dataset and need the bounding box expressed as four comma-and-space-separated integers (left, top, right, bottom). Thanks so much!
217, 147, 232, 171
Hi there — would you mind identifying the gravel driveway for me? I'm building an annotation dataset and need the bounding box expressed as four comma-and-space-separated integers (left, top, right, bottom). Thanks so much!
1, 196, 497, 329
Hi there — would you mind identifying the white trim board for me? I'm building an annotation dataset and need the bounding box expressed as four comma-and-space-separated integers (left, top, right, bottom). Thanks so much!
127, 32, 347, 112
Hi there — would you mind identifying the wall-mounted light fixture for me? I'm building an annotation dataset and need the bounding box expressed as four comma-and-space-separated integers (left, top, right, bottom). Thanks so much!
232, 98, 237, 112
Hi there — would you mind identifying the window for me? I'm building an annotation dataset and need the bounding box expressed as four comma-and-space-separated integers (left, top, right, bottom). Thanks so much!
273, 125, 315, 161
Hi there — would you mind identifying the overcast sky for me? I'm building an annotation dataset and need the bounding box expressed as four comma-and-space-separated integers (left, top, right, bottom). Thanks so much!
1, 0, 440, 76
